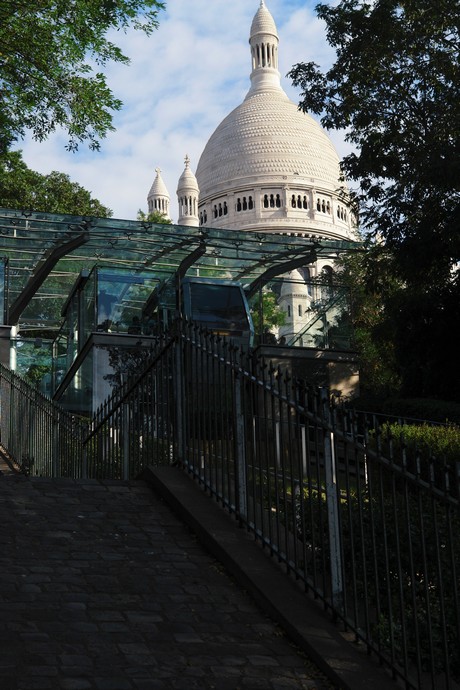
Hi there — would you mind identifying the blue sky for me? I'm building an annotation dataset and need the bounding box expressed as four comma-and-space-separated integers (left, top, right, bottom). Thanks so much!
17, 0, 349, 221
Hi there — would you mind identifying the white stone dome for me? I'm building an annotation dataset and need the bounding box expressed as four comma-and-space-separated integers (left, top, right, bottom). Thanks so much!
196, 90, 343, 199
194, 1, 354, 241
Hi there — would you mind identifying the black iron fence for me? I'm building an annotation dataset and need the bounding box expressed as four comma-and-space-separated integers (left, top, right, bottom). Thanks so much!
0, 363, 85, 476
1, 323, 459, 690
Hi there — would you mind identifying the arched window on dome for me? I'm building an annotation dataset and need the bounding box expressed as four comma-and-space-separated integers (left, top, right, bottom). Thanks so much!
287, 305, 291, 318
291, 195, 296, 208
326, 201, 331, 214
248, 196, 254, 210
218, 203, 222, 217
264, 194, 269, 208
204, 210, 207, 223
323, 266, 333, 281
223, 202, 228, 216
243, 196, 248, 211
297, 195, 302, 208
213, 205, 218, 219
237, 198, 242, 212
270, 194, 275, 208
337, 205, 347, 221
321, 200, 326, 213
303, 196, 308, 209
276, 194, 281, 208
298, 304, 302, 317
317, 198, 321, 211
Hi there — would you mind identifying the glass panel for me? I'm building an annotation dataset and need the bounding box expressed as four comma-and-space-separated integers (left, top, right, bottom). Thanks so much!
81, 270, 97, 345
13, 337, 53, 391
96, 270, 160, 335
249, 276, 353, 350
189, 283, 249, 330
59, 345, 94, 415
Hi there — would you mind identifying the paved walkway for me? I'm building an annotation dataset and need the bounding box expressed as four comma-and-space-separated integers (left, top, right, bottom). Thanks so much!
0, 464, 335, 690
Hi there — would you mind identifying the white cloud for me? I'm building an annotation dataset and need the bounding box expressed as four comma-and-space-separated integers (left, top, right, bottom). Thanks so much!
17, 0, 351, 221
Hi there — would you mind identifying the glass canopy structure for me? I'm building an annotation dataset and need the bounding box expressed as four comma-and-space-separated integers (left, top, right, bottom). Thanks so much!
0, 207, 361, 411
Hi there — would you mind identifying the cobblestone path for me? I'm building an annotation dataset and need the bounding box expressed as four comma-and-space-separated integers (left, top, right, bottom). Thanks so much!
0, 471, 336, 690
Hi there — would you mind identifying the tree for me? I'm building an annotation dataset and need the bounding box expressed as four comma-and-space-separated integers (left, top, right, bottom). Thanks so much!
137, 209, 172, 224
250, 289, 286, 344
289, 0, 460, 401
0, 0, 165, 154
335, 244, 402, 399
0, 150, 112, 216
288, 0, 459, 288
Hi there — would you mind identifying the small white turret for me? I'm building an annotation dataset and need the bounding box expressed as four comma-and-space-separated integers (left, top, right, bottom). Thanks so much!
147, 167, 171, 219
177, 155, 200, 227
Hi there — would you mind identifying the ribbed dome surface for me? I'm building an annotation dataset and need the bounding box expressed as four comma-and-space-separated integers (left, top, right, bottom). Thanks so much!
196, 89, 343, 200
250, 1, 278, 37
148, 168, 169, 199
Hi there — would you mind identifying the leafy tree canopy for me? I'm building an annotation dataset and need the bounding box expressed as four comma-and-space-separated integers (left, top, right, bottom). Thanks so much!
0, 0, 165, 154
289, 0, 460, 288
137, 209, 172, 224
0, 150, 112, 216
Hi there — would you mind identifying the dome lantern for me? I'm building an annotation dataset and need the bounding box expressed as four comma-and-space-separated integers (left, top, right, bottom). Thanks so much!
248, 0, 281, 96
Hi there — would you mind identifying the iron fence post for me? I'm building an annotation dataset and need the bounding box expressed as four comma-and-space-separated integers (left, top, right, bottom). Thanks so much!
321, 388, 344, 611
52, 417, 60, 478
234, 367, 247, 522
122, 401, 130, 480
82, 441, 88, 479
174, 331, 185, 466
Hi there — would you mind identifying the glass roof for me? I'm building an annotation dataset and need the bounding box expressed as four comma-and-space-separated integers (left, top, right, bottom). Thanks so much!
0, 207, 361, 333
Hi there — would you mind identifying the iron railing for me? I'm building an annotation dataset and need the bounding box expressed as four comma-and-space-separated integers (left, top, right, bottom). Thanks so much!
0, 363, 86, 476
0, 323, 459, 690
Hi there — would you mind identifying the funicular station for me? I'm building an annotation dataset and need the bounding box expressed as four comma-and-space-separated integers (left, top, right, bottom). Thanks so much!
1, 208, 460, 690
0, 206, 359, 415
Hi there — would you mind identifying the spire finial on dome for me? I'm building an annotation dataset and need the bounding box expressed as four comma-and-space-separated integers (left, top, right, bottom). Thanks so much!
248, 0, 281, 97
184, 154, 190, 169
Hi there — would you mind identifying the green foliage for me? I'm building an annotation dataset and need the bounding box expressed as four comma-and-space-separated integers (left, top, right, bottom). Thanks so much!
379, 421, 460, 464
0, 150, 112, 216
288, 0, 460, 401
0, 0, 165, 153
24, 363, 50, 388
335, 242, 402, 398
250, 289, 286, 341
137, 209, 172, 224
289, 0, 459, 285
